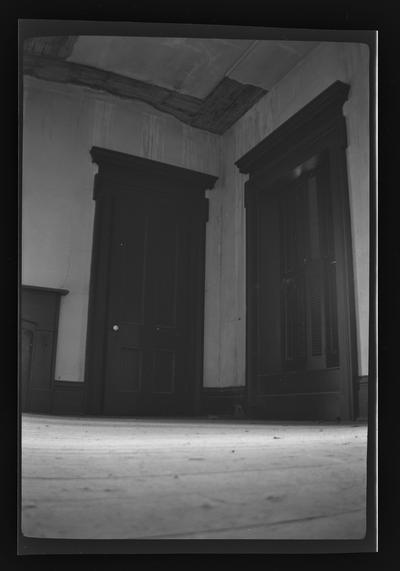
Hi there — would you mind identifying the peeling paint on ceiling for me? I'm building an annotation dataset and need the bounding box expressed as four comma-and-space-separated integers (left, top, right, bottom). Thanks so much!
67, 37, 254, 99
229, 40, 319, 90
65, 37, 318, 98
23, 35, 320, 134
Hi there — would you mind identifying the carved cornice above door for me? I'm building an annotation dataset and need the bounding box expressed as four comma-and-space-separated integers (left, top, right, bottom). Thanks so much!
23, 37, 267, 135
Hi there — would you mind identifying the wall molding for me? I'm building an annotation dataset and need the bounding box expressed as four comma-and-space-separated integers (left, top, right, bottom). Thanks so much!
236, 80, 350, 177
201, 387, 247, 418
90, 146, 218, 196
52, 380, 85, 416
21, 284, 69, 296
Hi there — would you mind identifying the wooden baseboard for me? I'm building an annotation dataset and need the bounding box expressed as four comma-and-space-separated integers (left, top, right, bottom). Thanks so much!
201, 387, 247, 418
356, 375, 368, 420
52, 381, 85, 416
249, 392, 343, 421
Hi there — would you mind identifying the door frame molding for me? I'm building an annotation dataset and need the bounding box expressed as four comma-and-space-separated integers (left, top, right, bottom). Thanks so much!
84, 147, 217, 415
235, 81, 358, 420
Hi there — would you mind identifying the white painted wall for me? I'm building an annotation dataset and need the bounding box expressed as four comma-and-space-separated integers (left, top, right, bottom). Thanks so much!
203, 42, 370, 386
22, 41, 370, 388
22, 77, 220, 382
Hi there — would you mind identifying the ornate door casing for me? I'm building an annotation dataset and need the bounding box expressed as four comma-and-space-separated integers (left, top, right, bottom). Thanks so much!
236, 81, 357, 420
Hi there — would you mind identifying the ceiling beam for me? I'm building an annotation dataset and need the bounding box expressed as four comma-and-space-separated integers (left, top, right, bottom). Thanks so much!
191, 77, 266, 133
23, 53, 202, 124
23, 53, 267, 135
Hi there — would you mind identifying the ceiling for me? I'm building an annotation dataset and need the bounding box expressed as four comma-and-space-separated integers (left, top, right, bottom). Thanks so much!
23, 36, 319, 134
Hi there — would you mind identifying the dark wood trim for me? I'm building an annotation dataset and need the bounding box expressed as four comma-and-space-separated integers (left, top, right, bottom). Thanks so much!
357, 375, 369, 385
84, 193, 114, 415
201, 387, 247, 418
237, 81, 357, 421
52, 381, 85, 416
192, 197, 209, 415
328, 142, 358, 419
85, 148, 217, 416
23, 54, 266, 135
21, 284, 69, 296
20, 287, 69, 414
356, 375, 368, 420
53, 380, 85, 389
245, 187, 258, 410
90, 147, 218, 193
236, 81, 350, 175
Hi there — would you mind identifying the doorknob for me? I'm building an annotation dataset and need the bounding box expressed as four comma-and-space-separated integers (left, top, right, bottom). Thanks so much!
112, 324, 119, 331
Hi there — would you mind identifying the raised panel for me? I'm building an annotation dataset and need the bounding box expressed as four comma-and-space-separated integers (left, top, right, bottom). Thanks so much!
109, 197, 147, 324
257, 192, 281, 375
257, 368, 340, 395
307, 261, 325, 358
29, 330, 54, 390
279, 180, 308, 372
307, 175, 321, 260
317, 151, 335, 260
115, 347, 142, 393
325, 262, 340, 368
294, 274, 307, 363
152, 350, 175, 394
150, 213, 179, 328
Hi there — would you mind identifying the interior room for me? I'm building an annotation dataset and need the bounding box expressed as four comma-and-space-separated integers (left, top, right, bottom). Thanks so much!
20, 26, 373, 544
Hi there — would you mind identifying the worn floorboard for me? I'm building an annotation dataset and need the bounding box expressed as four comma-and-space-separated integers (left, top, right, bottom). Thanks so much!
21, 414, 367, 539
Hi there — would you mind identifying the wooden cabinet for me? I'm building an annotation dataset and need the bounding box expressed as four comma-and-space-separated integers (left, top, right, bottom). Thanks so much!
21, 286, 68, 413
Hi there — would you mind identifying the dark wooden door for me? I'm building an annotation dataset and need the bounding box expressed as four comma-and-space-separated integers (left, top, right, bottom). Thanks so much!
102, 191, 192, 415
238, 82, 355, 421
86, 148, 217, 417
248, 149, 354, 420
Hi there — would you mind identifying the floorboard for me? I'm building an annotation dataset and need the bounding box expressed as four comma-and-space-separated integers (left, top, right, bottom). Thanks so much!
21, 414, 368, 540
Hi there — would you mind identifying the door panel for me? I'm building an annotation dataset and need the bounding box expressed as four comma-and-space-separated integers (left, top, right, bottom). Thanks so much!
150, 210, 179, 328
152, 350, 176, 394
30, 330, 54, 390
239, 82, 355, 421
103, 191, 192, 415
86, 148, 216, 417
257, 190, 281, 376
103, 194, 147, 414
252, 152, 345, 418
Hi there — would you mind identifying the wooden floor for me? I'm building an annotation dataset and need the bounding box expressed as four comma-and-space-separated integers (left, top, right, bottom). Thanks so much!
21, 414, 368, 540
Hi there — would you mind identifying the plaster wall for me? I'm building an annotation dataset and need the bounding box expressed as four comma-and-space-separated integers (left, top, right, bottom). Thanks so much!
22, 76, 220, 382
22, 40, 370, 389
203, 41, 370, 387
